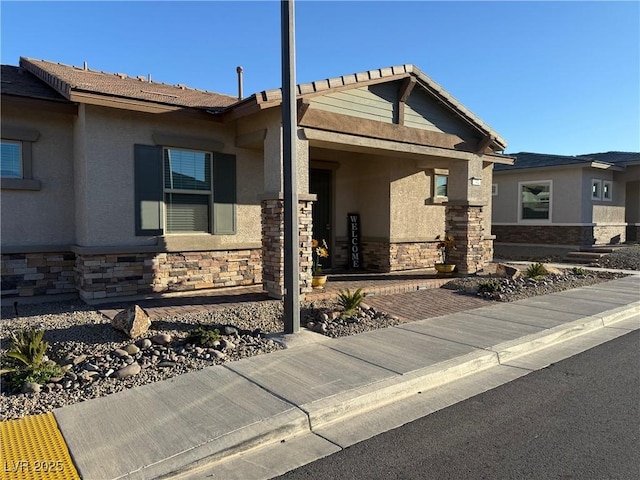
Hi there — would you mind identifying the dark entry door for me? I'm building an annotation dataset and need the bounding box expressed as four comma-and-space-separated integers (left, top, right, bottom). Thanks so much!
310, 168, 332, 269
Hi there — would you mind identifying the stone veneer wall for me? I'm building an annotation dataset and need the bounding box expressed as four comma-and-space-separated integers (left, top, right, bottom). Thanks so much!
75, 253, 155, 300
593, 225, 626, 245
76, 249, 262, 301
1, 252, 76, 297
446, 204, 487, 274
481, 238, 494, 265
336, 239, 440, 272
261, 198, 313, 298
360, 240, 391, 272
493, 225, 626, 246
389, 242, 440, 271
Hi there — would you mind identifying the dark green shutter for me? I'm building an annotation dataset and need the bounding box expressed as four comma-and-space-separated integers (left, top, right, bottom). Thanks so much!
213, 153, 236, 234
134, 144, 163, 236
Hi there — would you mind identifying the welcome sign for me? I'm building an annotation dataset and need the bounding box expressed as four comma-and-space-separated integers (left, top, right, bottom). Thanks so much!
348, 213, 361, 270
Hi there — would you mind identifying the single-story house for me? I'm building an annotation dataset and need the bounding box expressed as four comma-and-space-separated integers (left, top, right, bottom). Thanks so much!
1, 57, 512, 302
492, 152, 640, 256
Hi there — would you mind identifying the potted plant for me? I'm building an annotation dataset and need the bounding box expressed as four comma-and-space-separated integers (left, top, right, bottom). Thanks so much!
311, 239, 329, 289
435, 234, 456, 273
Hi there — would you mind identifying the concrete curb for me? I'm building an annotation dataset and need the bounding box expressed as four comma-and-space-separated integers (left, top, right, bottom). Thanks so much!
302, 350, 500, 429
164, 302, 640, 479
301, 302, 640, 431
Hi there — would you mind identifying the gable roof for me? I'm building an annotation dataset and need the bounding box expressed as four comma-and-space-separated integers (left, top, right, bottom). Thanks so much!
237, 64, 507, 151
495, 151, 640, 171
7, 58, 506, 150
19, 57, 237, 110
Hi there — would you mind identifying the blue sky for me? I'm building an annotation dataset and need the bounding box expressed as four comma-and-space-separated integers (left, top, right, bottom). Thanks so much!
1, 1, 638, 156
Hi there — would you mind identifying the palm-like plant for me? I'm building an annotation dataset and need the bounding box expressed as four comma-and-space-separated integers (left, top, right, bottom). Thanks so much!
337, 288, 365, 317
3, 328, 48, 370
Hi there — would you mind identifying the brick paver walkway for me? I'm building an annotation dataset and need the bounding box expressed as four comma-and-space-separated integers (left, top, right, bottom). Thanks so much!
363, 288, 492, 322
98, 270, 491, 323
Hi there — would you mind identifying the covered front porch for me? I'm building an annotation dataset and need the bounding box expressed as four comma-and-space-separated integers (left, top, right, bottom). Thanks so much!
306, 130, 499, 278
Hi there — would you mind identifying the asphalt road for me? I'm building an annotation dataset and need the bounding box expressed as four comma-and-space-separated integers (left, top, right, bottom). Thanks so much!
279, 330, 640, 480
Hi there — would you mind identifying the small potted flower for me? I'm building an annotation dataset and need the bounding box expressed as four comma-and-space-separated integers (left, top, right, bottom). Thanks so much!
312, 239, 329, 289
435, 234, 456, 273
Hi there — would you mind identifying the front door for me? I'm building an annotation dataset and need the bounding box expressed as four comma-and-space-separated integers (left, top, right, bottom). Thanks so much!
310, 168, 332, 270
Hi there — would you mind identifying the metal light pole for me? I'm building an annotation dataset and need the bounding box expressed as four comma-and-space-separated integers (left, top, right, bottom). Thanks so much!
281, 0, 300, 334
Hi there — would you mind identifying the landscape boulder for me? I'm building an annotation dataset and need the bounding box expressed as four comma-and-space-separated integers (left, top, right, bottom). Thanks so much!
496, 263, 521, 279
111, 305, 151, 339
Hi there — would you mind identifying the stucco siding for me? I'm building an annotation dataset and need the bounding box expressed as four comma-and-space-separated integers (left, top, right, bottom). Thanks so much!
626, 179, 639, 223
75, 105, 263, 248
492, 168, 584, 224
1, 106, 75, 247
390, 164, 445, 240
345, 156, 391, 238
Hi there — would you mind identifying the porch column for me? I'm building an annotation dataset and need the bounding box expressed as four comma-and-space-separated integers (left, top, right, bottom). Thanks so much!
446, 156, 489, 274
261, 125, 314, 298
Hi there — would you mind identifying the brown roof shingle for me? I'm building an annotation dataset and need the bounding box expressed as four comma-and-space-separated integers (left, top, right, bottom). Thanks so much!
1, 65, 68, 102
20, 57, 238, 110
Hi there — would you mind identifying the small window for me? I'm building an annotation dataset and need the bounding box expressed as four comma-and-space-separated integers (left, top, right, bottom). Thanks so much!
492, 183, 498, 196
1, 128, 41, 190
603, 180, 612, 201
1, 140, 22, 178
163, 148, 212, 233
519, 181, 551, 221
434, 174, 448, 198
591, 179, 602, 200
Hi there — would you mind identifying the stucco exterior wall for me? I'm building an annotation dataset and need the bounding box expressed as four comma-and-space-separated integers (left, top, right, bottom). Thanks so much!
493, 167, 584, 224
75, 105, 263, 248
330, 153, 391, 240
1, 105, 75, 247
389, 163, 445, 240
482, 162, 494, 236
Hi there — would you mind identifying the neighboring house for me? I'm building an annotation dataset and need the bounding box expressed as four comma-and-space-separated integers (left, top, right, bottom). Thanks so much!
1, 57, 511, 302
492, 152, 640, 254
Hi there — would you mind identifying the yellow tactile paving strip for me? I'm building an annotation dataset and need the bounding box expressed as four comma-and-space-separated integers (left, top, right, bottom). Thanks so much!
0, 413, 79, 480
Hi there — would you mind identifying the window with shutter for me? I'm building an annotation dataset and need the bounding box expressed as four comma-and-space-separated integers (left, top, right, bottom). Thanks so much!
134, 144, 236, 236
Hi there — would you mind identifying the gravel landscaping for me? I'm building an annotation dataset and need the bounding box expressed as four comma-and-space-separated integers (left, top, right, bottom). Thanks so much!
1, 246, 637, 421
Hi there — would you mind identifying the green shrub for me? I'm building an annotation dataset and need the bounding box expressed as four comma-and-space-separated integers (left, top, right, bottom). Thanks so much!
1, 328, 63, 391
478, 279, 502, 294
186, 327, 221, 347
7, 362, 63, 392
337, 288, 365, 317
571, 266, 587, 276
525, 262, 547, 279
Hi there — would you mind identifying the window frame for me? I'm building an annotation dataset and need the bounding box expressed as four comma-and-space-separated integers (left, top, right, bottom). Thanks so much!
434, 174, 448, 198
1, 140, 23, 178
602, 180, 612, 201
591, 179, 602, 200
518, 180, 552, 223
162, 146, 213, 234
0, 127, 41, 190
429, 168, 449, 204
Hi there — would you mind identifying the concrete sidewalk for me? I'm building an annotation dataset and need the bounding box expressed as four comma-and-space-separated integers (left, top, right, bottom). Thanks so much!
53, 275, 640, 480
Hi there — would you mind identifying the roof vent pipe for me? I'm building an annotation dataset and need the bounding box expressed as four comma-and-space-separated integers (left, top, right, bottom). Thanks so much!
83, 61, 88, 71
236, 66, 243, 100
148, 73, 152, 83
